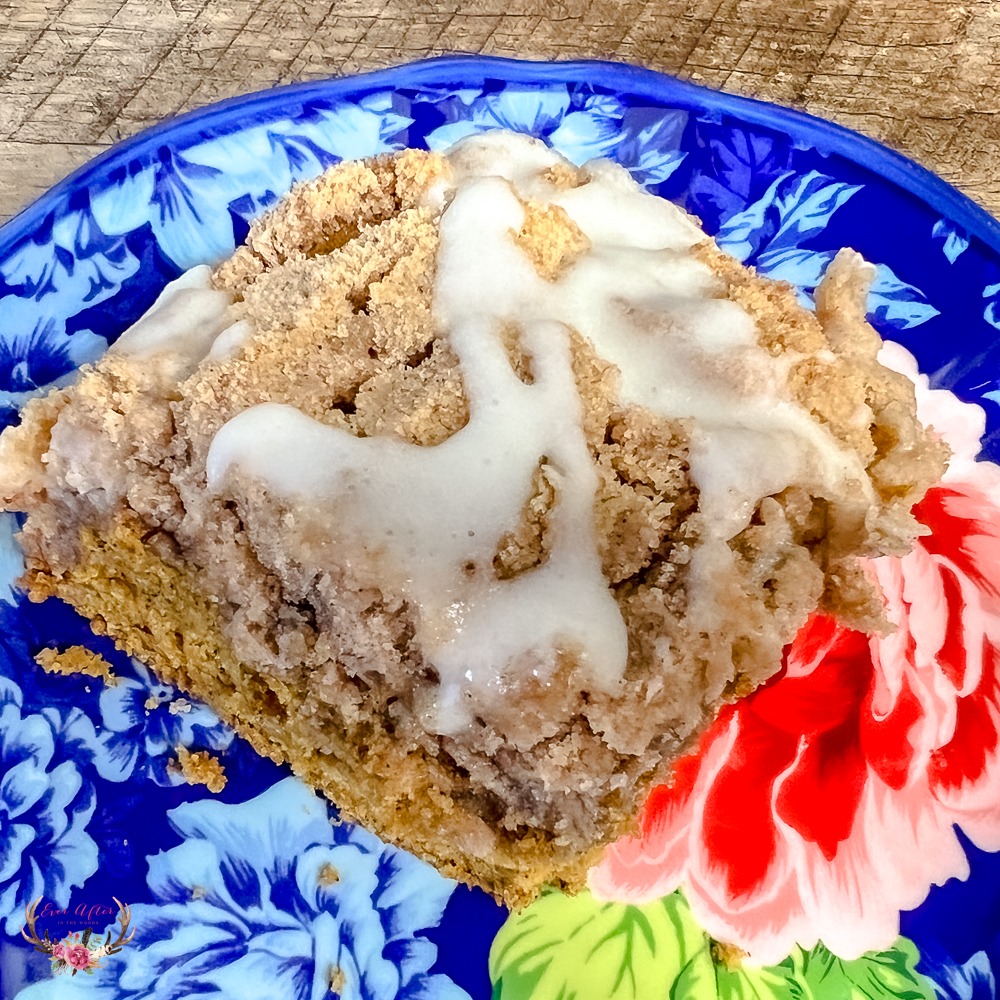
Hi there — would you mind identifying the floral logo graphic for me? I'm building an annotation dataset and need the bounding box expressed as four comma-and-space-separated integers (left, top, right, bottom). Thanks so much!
19, 896, 135, 976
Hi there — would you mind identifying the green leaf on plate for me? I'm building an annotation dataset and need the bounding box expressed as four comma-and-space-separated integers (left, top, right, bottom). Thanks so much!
489, 888, 706, 1000
668, 949, 812, 1000
671, 945, 804, 1000
796, 938, 935, 1000
489, 886, 937, 1000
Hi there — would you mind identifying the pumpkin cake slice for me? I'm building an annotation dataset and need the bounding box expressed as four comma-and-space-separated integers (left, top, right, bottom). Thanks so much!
0, 131, 946, 905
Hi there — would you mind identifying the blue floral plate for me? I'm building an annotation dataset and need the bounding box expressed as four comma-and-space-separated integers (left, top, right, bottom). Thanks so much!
2, 56, 1000, 1000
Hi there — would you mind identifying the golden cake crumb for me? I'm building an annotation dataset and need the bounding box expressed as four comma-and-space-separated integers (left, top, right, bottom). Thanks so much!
328, 967, 347, 995
317, 863, 341, 886
711, 940, 749, 971
515, 201, 590, 280
173, 746, 227, 793
35, 645, 116, 685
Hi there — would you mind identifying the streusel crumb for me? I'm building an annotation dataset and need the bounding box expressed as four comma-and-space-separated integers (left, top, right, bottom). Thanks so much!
173, 746, 227, 793
35, 645, 117, 685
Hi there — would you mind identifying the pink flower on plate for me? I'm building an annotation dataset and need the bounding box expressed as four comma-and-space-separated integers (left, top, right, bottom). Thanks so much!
590, 343, 1000, 963
64, 942, 92, 971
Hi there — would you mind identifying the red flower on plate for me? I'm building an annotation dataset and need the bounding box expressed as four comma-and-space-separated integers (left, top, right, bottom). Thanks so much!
590, 344, 1000, 962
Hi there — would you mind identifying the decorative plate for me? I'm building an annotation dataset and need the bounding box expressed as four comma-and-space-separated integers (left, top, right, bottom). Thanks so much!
0, 55, 999, 1000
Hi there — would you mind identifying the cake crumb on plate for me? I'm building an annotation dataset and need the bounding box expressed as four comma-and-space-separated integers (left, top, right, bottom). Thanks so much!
35, 645, 117, 685
173, 746, 227, 792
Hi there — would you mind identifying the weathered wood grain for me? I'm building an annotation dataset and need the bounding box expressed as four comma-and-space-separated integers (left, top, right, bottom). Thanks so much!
1, 0, 998, 223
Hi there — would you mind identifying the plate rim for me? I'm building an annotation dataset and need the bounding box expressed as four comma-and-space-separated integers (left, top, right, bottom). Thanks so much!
1, 53, 998, 260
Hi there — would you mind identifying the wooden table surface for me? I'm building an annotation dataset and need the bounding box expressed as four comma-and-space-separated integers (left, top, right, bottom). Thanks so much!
1, 0, 998, 224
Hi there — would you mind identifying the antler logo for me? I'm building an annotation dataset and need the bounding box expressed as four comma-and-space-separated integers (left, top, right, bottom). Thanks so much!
20, 896, 135, 976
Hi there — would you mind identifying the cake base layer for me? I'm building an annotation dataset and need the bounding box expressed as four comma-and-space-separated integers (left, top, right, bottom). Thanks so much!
25, 516, 614, 905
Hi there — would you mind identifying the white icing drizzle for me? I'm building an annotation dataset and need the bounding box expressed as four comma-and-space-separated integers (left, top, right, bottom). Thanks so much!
208, 171, 630, 732
111, 264, 239, 377
200, 131, 872, 728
